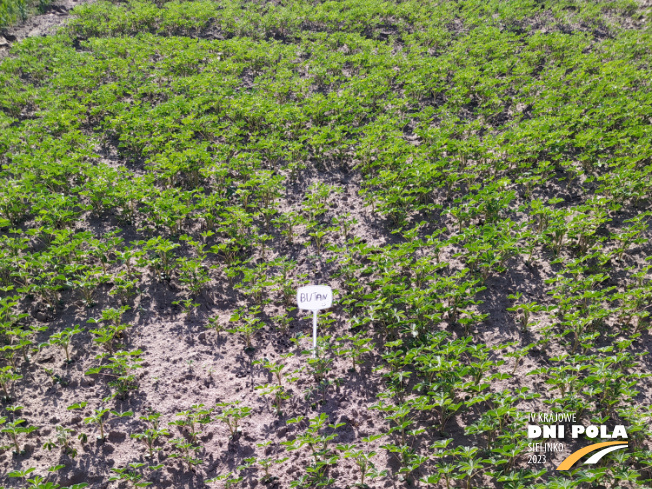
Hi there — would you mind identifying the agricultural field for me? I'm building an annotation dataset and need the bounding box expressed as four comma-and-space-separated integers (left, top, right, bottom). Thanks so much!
1, 0, 652, 487
0, 0, 55, 30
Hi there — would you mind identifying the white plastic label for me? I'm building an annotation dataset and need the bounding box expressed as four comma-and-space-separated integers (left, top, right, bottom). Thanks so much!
297, 285, 333, 311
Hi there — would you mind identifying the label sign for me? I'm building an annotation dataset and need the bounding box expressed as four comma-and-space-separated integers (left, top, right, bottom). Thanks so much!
297, 285, 332, 311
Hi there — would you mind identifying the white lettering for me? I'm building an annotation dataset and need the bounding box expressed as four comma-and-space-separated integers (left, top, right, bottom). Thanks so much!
528, 425, 542, 439
572, 425, 585, 438
586, 426, 599, 438
613, 425, 628, 439
542, 425, 556, 438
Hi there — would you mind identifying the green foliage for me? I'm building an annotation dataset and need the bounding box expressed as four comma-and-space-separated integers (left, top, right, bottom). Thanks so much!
82, 408, 109, 440
42, 425, 78, 458
86, 306, 131, 352
168, 438, 203, 471
282, 414, 344, 487
45, 325, 83, 363
214, 401, 251, 438
168, 404, 212, 443
336, 331, 373, 371
5, 463, 88, 489
2, 417, 37, 453
0, 365, 21, 400
85, 349, 144, 400
109, 463, 163, 488
0, 0, 52, 29
246, 442, 288, 483
228, 306, 264, 349
336, 445, 386, 487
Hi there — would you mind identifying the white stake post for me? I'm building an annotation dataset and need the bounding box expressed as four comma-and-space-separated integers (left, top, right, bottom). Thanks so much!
297, 285, 333, 357
312, 310, 318, 356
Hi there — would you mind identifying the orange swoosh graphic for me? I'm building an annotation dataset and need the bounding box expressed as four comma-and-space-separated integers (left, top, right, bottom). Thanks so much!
556, 441, 628, 470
